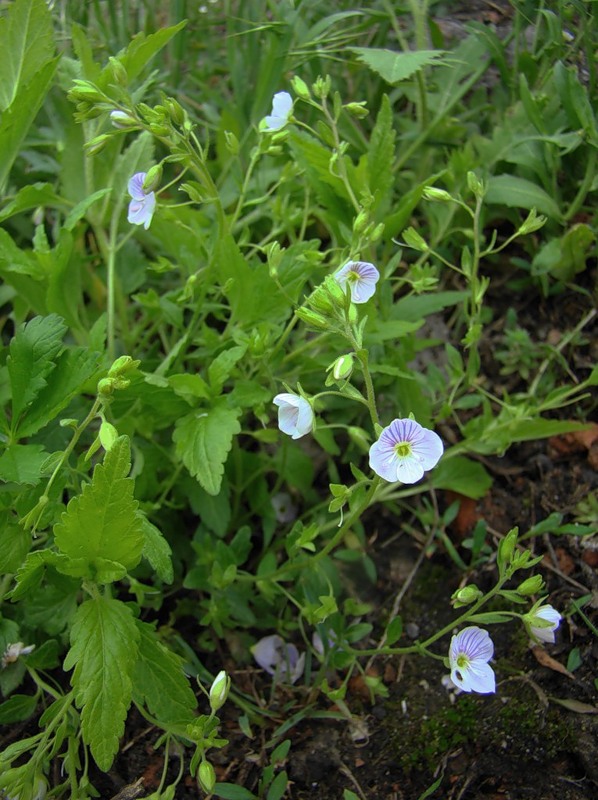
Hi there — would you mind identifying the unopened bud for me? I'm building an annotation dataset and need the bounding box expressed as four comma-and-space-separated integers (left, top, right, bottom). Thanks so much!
312, 75, 331, 99
110, 110, 137, 129
331, 354, 354, 381
344, 101, 369, 118
209, 670, 230, 712
517, 207, 546, 235
296, 307, 330, 330
198, 760, 216, 794
97, 378, 114, 397
353, 209, 369, 235
224, 130, 239, 155
99, 420, 118, 451
108, 355, 140, 378
451, 585, 483, 607
291, 75, 310, 100
108, 57, 128, 86
422, 186, 453, 202
402, 226, 428, 252
85, 134, 112, 156
467, 170, 485, 198
143, 164, 162, 193
498, 527, 518, 570
166, 98, 186, 126
516, 575, 544, 596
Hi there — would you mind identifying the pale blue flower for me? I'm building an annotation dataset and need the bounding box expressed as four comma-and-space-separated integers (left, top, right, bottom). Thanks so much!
335, 260, 380, 304
251, 634, 305, 684
263, 91, 293, 131
272, 492, 297, 523
369, 418, 443, 484
127, 172, 156, 229
525, 604, 561, 644
449, 626, 495, 694
273, 393, 313, 439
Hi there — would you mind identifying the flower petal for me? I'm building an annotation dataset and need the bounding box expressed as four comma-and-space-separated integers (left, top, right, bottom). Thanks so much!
128, 172, 147, 201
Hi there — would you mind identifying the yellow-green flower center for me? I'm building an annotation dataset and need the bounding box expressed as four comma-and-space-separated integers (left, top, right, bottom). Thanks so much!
348, 270, 359, 283
456, 654, 469, 670
394, 442, 412, 458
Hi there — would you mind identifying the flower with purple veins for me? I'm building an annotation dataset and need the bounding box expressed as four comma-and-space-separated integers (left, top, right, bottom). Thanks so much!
525, 603, 561, 644
448, 626, 496, 694
263, 91, 293, 131
334, 260, 380, 304
251, 634, 305, 684
273, 393, 313, 439
368, 418, 443, 484
127, 172, 156, 229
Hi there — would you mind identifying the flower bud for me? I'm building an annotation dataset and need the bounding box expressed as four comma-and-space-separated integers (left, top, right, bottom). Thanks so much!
209, 670, 230, 712
108, 355, 140, 378
296, 307, 330, 330
84, 134, 112, 156
68, 80, 104, 102
467, 170, 485, 198
402, 226, 429, 252
307, 285, 335, 315
166, 98, 186, 126
517, 207, 546, 235
198, 760, 216, 794
108, 57, 128, 86
99, 420, 118, 451
312, 75, 331, 99
224, 130, 239, 155
497, 527, 518, 570
370, 222, 385, 243
330, 353, 354, 381
422, 186, 453, 202
143, 164, 163, 193
291, 75, 311, 100
352, 209, 369, 235
344, 101, 369, 118
451, 584, 483, 608
516, 574, 544, 596
97, 378, 114, 396
110, 110, 137, 129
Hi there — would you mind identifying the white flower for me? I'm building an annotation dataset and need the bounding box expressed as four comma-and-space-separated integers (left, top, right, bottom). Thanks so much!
368, 418, 443, 484
273, 393, 313, 439
272, 492, 298, 523
525, 604, 561, 644
334, 261, 380, 304
251, 634, 305, 684
263, 91, 293, 131
448, 626, 496, 694
127, 172, 156, 229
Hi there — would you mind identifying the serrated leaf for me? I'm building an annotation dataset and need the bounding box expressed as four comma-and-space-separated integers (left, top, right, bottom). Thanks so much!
7, 314, 66, 427
485, 175, 562, 219
141, 517, 173, 584
112, 21, 187, 83
350, 47, 445, 85
0, 514, 30, 573
0, 444, 49, 485
0, 228, 45, 280
54, 437, 144, 577
0, 183, 64, 223
208, 345, 247, 393
63, 188, 112, 231
64, 596, 139, 771
368, 94, 396, 205
132, 620, 197, 726
9, 549, 58, 600
174, 406, 241, 496
16, 345, 101, 439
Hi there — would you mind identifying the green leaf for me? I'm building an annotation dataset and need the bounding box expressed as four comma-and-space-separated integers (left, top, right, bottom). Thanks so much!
0, 514, 30, 573
367, 94, 396, 206
0, 693, 38, 724
431, 456, 492, 499
350, 47, 445, 85
115, 21, 187, 82
0, 0, 54, 110
0, 444, 49, 485
213, 785, 257, 800
9, 549, 58, 600
63, 188, 112, 231
16, 345, 101, 439
132, 620, 197, 726
385, 616, 403, 645
485, 175, 562, 219
0, 228, 45, 280
174, 406, 241, 496
0, 183, 64, 223
64, 596, 139, 771
7, 314, 66, 428
141, 517, 174, 584
208, 345, 247, 394
54, 437, 144, 578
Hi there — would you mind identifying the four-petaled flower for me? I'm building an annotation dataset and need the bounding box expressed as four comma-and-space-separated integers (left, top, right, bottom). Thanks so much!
263, 91, 293, 131
127, 172, 156, 230
448, 626, 496, 694
335, 260, 380, 304
369, 418, 443, 484
251, 634, 305, 684
525, 604, 561, 644
273, 393, 313, 439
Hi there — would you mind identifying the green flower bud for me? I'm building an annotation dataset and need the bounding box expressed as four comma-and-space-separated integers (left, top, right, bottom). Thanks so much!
331, 353, 354, 381
312, 75, 331, 99
370, 222, 385, 243
143, 164, 163, 193
467, 170, 485, 198
497, 527, 519, 570
353, 209, 369, 235
323, 274, 347, 307
84, 134, 112, 156
68, 80, 104, 102
422, 186, 453, 202
108, 57, 128, 86
99, 420, 118, 451
451, 584, 483, 608
198, 760, 216, 794
209, 670, 230, 712
224, 130, 239, 155
97, 378, 114, 396
291, 75, 311, 100
108, 355, 140, 378
344, 101, 369, 118
516, 574, 544, 596
517, 208, 547, 236
296, 307, 330, 330
308, 285, 335, 315
402, 226, 429, 252
166, 97, 186, 126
